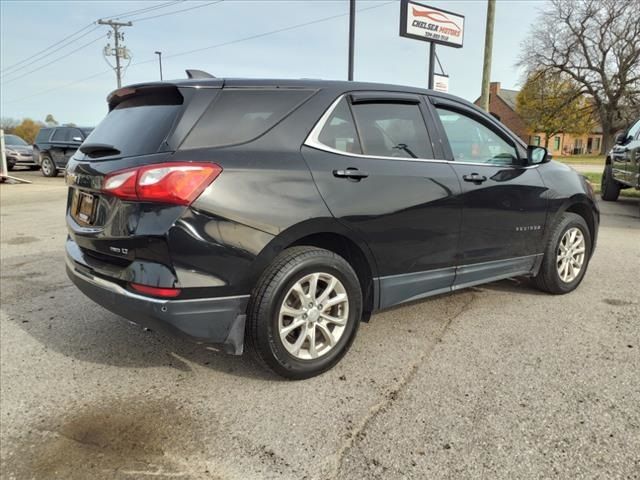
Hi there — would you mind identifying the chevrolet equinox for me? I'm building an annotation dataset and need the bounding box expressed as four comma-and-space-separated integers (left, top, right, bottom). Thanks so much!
65, 73, 599, 379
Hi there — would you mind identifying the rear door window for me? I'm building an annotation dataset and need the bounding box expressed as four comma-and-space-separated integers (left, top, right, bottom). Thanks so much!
82, 87, 184, 159
182, 89, 314, 149
350, 102, 433, 159
51, 128, 70, 142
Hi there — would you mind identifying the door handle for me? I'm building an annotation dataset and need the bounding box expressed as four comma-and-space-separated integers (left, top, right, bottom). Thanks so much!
462, 173, 487, 183
333, 168, 369, 181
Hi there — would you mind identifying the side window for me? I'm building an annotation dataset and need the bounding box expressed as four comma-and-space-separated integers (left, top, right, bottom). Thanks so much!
51, 128, 70, 142
69, 128, 84, 142
317, 98, 362, 154
627, 120, 640, 140
182, 89, 314, 149
436, 107, 518, 165
351, 102, 433, 159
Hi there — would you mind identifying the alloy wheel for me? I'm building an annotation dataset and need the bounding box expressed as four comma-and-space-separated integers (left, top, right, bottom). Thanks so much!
42, 158, 53, 176
278, 272, 349, 360
556, 227, 586, 283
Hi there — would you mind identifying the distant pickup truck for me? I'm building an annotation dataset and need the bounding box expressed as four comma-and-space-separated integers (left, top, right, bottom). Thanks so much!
601, 118, 640, 201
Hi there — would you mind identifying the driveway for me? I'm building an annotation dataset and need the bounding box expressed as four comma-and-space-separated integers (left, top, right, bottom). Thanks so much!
1, 170, 638, 479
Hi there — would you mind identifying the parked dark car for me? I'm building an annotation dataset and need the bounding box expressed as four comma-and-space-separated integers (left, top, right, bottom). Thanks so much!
33, 126, 93, 177
601, 118, 640, 201
65, 75, 599, 379
4, 134, 37, 170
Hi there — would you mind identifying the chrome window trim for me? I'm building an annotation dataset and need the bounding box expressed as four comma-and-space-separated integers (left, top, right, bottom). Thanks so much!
303, 94, 540, 169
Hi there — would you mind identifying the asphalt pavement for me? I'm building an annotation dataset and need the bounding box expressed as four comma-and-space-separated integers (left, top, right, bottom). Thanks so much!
1, 169, 638, 479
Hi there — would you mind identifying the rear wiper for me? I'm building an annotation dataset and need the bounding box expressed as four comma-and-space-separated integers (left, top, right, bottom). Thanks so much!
79, 143, 121, 158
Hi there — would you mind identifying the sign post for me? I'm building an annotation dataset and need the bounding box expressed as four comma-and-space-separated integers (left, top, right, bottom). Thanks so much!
399, 0, 464, 90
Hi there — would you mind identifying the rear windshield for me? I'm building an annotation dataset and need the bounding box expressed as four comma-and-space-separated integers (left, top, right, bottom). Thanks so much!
83, 88, 183, 159
181, 89, 314, 149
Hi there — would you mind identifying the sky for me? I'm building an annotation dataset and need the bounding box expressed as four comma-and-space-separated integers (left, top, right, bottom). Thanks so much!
1, 0, 545, 126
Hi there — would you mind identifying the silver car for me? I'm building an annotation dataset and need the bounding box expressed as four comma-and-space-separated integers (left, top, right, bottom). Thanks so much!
4, 134, 37, 170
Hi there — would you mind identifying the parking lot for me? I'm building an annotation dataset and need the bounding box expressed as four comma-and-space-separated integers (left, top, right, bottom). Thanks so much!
1, 169, 638, 479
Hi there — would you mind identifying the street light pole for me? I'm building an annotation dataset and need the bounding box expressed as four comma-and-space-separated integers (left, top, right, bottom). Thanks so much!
155, 51, 163, 81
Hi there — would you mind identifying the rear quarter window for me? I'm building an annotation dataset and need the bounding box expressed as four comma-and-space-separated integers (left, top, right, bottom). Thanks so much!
181, 89, 315, 149
35, 128, 52, 143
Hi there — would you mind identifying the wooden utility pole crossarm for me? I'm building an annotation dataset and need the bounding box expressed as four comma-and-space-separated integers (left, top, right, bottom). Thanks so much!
97, 19, 133, 88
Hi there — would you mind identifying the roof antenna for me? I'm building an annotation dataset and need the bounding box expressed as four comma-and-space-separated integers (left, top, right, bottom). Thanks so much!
185, 69, 215, 79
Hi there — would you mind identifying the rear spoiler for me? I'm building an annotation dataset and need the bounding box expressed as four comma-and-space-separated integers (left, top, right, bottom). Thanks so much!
107, 70, 220, 110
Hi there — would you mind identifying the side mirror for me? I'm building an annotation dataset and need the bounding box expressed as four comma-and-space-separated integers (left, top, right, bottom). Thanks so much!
72, 136, 83, 143
527, 145, 550, 165
614, 132, 627, 145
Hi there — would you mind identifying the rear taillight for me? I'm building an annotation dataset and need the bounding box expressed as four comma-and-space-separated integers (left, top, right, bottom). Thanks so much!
103, 162, 222, 205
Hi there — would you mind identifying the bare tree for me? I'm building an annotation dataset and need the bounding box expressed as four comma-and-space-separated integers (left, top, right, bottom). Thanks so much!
519, 0, 640, 153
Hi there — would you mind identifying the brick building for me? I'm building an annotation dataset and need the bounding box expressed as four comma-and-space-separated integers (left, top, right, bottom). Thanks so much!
474, 82, 603, 155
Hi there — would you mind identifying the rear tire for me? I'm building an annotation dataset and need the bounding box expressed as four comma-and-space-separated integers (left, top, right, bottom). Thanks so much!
247, 246, 362, 380
533, 212, 591, 294
601, 165, 620, 201
41, 155, 57, 177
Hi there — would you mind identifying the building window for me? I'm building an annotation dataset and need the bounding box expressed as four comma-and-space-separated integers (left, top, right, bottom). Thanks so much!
554, 136, 561, 151
532, 135, 541, 146
594, 137, 601, 152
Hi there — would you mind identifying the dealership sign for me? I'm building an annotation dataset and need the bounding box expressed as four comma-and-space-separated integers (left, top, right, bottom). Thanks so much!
399, 0, 465, 48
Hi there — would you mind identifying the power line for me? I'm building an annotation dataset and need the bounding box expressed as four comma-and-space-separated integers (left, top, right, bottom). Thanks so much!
1, 26, 102, 79
0, 23, 95, 74
2, 35, 107, 85
104, 0, 185, 21
3, 1, 394, 104
132, 1, 394, 65
131, 0, 224, 22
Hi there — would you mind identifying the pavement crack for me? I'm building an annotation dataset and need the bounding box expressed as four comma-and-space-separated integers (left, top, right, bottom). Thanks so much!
327, 293, 477, 479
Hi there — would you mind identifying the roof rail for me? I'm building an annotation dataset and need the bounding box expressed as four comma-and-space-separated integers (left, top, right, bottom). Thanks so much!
185, 69, 216, 79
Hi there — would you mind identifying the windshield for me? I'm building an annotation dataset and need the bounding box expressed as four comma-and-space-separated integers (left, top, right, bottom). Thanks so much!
81, 128, 94, 137
5, 134, 28, 146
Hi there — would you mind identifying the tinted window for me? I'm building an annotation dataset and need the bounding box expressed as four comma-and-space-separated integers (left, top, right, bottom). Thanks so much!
83, 88, 183, 159
436, 108, 517, 165
182, 89, 314, 149
51, 128, 70, 142
317, 98, 361, 154
4, 134, 28, 146
69, 128, 84, 142
351, 102, 433, 159
35, 128, 52, 143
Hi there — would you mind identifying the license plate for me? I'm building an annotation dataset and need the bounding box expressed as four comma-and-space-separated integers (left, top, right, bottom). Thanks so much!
75, 191, 97, 225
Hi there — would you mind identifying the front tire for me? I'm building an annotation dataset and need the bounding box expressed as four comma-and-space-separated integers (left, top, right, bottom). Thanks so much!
247, 246, 362, 379
601, 165, 620, 201
41, 155, 57, 177
533, 212, 592, 294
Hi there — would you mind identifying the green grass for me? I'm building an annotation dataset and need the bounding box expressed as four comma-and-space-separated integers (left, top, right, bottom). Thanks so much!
581, 172, 640, 198
556, 155, 605, 165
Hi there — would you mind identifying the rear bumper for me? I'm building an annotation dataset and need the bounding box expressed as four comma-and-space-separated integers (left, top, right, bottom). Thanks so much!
66, 256, 249, 354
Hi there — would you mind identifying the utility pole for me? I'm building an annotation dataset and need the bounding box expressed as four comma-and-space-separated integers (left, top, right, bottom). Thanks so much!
98, 19, 132, 88
348, 0, 355, 81
155, 51, 163, 80
479, 0, 496, 112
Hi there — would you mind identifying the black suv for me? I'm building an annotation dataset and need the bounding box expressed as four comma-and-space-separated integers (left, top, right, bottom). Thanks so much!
65, 75, 599, 379
601, 118, 640, 201
34, 126, 93, 177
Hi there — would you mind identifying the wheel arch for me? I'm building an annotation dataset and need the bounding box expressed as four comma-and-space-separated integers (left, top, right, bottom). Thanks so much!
250, 218, 379, 320
553, 197, 598, 257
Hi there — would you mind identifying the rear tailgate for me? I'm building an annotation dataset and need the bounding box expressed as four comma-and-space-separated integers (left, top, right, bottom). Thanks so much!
65, 84, 220, 284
